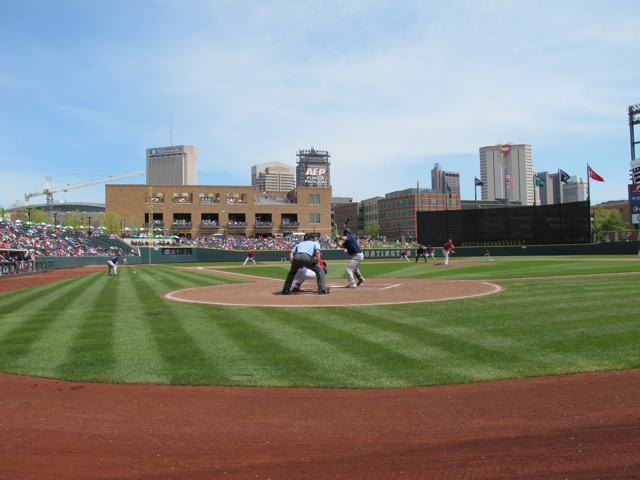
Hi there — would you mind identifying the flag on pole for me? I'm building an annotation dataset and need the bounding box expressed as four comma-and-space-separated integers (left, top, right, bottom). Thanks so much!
474, 177, 484, 186
535, 175, 545, 187
505, 171, 513, 189
559, 169, 570, 184
587, 166, 605, 182
446, 182, 452, 196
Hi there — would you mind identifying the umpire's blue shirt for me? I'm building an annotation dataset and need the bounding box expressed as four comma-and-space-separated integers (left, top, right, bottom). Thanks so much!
292, 240, 321, 256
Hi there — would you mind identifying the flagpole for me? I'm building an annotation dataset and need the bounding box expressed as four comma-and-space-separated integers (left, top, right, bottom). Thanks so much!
587, 163, 592, 242
474, 179, 477, 209
533, 172, 538, 242
505, 169, 508, 208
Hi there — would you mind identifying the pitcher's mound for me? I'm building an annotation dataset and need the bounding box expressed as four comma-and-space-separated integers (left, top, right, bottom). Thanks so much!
164, 277, 504, 307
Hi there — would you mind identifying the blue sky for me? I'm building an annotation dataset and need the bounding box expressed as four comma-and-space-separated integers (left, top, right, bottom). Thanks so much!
1, 0, 638, 208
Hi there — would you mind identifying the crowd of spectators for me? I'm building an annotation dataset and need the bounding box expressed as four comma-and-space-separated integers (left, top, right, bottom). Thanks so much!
1, 219, 131, 262
1, 216, 412, 276
203, 234, 343, 251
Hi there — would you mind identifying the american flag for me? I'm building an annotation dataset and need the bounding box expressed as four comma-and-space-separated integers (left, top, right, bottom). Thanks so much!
505, 171, 513, 189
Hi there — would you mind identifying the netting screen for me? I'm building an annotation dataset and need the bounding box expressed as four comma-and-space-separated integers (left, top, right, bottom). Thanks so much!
416, 201, 591, 245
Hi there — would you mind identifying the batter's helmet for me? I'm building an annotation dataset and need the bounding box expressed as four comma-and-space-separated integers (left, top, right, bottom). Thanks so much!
343, 228, 351, 235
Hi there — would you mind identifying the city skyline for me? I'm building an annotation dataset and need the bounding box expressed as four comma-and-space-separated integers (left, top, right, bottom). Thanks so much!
1, 1, 638, 209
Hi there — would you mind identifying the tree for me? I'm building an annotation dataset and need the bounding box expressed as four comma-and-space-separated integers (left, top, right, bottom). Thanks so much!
593, 207, 628, 240
10, 200, 27, 221
29, 208, 51, 225
364, 223, 380, 238
64, 210, 84, 228
104, 211, 122, 234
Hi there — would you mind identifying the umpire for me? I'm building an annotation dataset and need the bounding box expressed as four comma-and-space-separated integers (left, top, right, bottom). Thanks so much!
281, 233, 329, 295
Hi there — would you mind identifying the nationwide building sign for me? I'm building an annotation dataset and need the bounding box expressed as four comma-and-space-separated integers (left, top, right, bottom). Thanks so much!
150, 147, 182, 156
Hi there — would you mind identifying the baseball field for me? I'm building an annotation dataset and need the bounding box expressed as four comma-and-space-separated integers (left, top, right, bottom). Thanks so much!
1, 256, 639, 478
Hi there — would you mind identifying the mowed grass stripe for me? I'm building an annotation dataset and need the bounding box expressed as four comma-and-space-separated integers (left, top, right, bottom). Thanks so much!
110, 269, 172, 383
0, 280, 77, 319
54, 274, 121, 381
130, 267, 212, 385
198, 307, 354, 387
127, 266, 246, 385
227, 307, 404, 388
177, 304, 274, 384
315, 303, 528, 386
0, 274, 98, 373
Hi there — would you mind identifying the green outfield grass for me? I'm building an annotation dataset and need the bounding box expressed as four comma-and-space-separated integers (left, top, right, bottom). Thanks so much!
0, 258, 638, 388
215, 258, 640, 281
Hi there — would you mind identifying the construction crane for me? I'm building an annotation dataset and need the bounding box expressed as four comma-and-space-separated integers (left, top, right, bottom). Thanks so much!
25, 170, 145, 220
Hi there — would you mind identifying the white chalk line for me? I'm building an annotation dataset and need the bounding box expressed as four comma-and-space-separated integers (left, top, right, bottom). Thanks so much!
163, 282, 505, 308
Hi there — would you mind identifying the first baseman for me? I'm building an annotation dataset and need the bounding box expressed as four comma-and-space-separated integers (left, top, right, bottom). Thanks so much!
243, 249, 256, 266
400, 250, 409, 261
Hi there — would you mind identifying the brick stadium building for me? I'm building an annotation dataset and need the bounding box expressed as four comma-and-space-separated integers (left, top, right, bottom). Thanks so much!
106, 184, 332, 239
379, 189, 460, 241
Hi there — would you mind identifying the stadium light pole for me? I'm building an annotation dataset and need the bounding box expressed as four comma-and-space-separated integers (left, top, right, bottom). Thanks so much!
148, 187, 153, 264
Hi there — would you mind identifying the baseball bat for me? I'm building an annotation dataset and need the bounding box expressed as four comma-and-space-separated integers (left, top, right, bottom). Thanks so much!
344, 215, 352, 226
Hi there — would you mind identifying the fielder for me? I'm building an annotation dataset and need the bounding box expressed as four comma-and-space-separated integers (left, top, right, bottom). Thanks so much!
107, 255, 120, 276
335, 227, 365, 288
442, 239, 455, 265
243, 249, 256, 266
400, 249, 409, 261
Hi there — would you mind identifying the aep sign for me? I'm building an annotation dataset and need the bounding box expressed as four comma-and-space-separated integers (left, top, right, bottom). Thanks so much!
501, 145, 511, 154
305, 168, 326, 176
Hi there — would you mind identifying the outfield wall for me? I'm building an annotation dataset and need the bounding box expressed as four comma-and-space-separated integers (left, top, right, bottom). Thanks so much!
37, 241, 639, 269
137, 241, 640, 264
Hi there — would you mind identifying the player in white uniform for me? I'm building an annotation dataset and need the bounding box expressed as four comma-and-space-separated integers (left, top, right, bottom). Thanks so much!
291, 260, 327, 291
107, 255, 120, 276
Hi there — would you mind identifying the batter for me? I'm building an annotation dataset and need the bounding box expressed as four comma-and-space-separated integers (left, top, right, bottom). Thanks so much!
335, 228, 365, 288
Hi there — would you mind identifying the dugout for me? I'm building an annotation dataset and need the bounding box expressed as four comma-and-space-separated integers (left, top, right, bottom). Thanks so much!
417, 201, 591, 246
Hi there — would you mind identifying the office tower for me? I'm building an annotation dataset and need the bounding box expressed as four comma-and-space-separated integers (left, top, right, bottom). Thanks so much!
563, 175, 589, 203
146, 145, 197, 185
251, 161, 296, 192
479, 143, 534, 205
431, 163, 460, 195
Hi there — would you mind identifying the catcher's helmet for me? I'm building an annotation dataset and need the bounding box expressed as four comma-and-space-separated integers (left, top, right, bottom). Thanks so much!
343, 227, 351, 235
